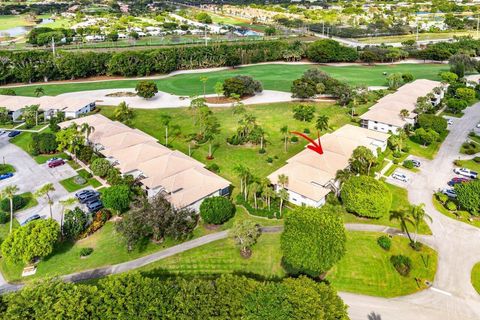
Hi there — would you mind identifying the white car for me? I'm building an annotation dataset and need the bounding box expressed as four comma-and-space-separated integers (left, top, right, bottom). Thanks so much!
477, 123, 480, 128
454, 168, 478, 179
442, 188, 457, 199
392, 172, 409, 182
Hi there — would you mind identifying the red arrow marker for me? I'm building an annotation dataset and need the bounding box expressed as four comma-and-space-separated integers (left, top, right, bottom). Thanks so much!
290, 131, 323, 155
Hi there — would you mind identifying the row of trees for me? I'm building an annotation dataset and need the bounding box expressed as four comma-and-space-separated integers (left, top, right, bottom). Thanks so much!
0, 273, 348, 319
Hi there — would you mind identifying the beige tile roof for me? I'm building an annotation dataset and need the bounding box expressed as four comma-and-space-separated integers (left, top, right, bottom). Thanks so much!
361, 79, 441, 127
268, 125, 389, 202
0, 95, 94, 113
60, 114, 231, 208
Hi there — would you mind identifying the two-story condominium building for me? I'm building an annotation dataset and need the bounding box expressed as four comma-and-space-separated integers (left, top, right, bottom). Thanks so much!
268, 124, 389, 208
60, 114, 230, 212
360, 79, 444, 134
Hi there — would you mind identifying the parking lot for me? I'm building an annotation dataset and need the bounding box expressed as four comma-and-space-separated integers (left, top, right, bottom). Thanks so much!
0, 135, 80, 224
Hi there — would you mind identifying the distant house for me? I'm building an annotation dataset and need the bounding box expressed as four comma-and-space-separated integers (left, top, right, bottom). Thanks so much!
268, 125, 389, 208
360, 79, 444, 134
0, 94, 95, 122
60, 114, 230, 212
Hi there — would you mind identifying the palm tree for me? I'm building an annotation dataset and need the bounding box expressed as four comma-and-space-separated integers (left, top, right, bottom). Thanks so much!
250, 182, 261, 209
409, 204, 432, 244
234, 164, 251, 200
280, 125, 289, 152
315, 115, 329, 132
80, 122, 95, 142
263, 186, 276, 210
390, 210, 414, 244
278, 188, 289, 216
399, 109, 409, 120
159, 114, 172, 146
113, 101, 134, 125
335, 169, 352, 187
35, 183, 55, 219
59, 197, 77, 236
34, 87, 44, 97
1, 185, 19, 233
277, 174, 289, 189
200, 76, 208, 97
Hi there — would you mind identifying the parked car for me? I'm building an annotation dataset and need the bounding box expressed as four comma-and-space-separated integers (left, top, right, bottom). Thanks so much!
7, 131, 21, 138
75, 189, 100, 204
46, 157, 63, 164
48, 159, 65, 168
0, 131, 5, 136
0, 172, 13, 180
392, 172, 409, 182
454, 168, 478, 179
87, 200, 103, 213
20, 214, 41, 226
477, 123, 480, 128
443, 188, 457, 198
411, 159, 421, 167
448, 177, 470, 186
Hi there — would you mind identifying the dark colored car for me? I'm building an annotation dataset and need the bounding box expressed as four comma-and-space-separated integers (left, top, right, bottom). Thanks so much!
7, 131, 21, 138
411, 159, 421, 167
48, 159, 65, 168
87, 200, 103, 213
20, 214, 41, 226
0, 173, 13, 180
448, 177, 470, 186
76, 190, 100, 204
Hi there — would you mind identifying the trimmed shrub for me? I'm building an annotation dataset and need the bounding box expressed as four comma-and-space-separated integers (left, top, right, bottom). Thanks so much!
200, 197, 236, 225
393, 151, 402, 158
341, 176, 392, 218
206, 163, 220, 173
377, 235, 392, 251
80, 247, 94, 257
446, 201, 457, 211
90, 158, 112, 178
474, 157, 480, 163
223, 75, 262, 97
266, 157, 273, 163
0, 195, 27, 212
290, 136, 299, 143
403, 160, 414, 169
390, 255, 412, 276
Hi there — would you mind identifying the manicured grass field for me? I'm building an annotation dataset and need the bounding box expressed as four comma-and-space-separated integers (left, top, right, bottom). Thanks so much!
471, 262, 480, 294
407, 133, 447, 160
0, 164, 15, 174
59, 169, 102, 192
0, 15, 35, 31
343, 183, 431, 234
139, 230, 437, 297
100, 101, 366, 187
10, 63, 448, 97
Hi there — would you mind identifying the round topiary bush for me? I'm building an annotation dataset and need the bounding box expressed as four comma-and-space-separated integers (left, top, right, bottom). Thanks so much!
341, 176, 392, 218
80, 247, 94, 257
0, 195, 27, 213
377, 235, 391, 251
200, 197, 236, 225
291, 136, 298, 143
73, 176, 87, 185
403, 160, 414, 169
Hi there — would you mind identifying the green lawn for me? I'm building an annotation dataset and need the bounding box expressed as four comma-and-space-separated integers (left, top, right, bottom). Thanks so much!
471, 262, 480, 294
59, 172, 102, 192
0, 164, 15, 174
101, 101, 366, 186
9, 64, 448, 97
0, 15, 35, 31
407, 133, 446, 160
328, 231, 437, 297
357, 30, 480, 44
343, 183, 431, 234
0, 222, 185, 283
139, 230, 437, 297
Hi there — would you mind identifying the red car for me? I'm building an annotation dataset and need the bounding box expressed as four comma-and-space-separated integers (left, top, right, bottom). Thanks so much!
48, 159, 65, 168
448, 177, 470, 186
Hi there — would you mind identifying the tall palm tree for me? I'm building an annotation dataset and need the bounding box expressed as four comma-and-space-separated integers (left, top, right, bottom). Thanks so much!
335, 169, 352, 187
35, 183, 56, 219
250, 182, 260, 209
159, 114, 172, 146
200, 76, 208, 97
1, 185, 19, 233
277, 174, 289, 189
234, 164, 251, 200
114, 101, 134, 125
280, 125, 288, 152
80, 122, 95, 142
315, 115, 329, 132
409, 204, 432, 244
278, 188, 289, 216
399, 109, 409, 120
59, 197, 77, 236
390, 210, 414, 244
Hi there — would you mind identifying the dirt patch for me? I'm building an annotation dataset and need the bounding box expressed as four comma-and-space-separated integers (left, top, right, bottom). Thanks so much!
204, 95, 252, 104
204, 224, 221, 231
105, 91, 137, 97
240, 249, 252, 259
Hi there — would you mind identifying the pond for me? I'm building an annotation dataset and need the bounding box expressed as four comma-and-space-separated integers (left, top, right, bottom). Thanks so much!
0, 18, 54, 37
